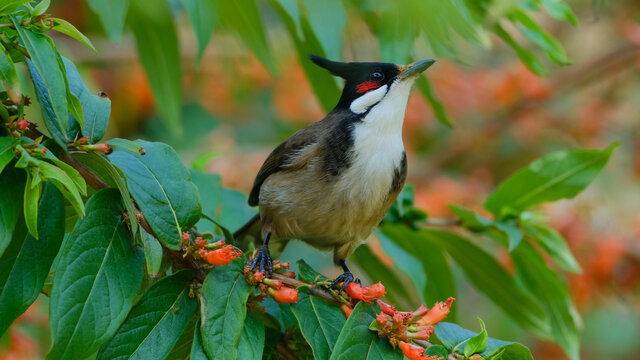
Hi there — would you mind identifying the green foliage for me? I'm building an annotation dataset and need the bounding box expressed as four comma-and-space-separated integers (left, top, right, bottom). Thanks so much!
435, 322, 534, 359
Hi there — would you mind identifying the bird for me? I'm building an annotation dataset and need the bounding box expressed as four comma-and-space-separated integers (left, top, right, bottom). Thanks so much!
238, 55, 435, 291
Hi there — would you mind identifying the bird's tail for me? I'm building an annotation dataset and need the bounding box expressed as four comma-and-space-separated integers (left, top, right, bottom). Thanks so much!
233, 214, 261, 250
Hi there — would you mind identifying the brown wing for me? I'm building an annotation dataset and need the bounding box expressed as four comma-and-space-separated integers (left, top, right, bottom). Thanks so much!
248, 121, 325, 206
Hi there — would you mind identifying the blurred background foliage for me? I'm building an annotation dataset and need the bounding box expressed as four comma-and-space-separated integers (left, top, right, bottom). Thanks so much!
2, 0, 639, 359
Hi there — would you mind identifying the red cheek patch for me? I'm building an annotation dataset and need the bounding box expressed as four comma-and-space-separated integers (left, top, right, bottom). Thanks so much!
356, 81, 382, 94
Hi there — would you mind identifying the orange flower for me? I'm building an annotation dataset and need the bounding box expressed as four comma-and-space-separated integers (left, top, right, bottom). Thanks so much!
268, 287, 299, 304
203, 245, 242, 265
398, 341, 441, 360
417, 297, 455, 326
345, 282, 386, 303
341, 304, 353, 318
16, 119, 29, 130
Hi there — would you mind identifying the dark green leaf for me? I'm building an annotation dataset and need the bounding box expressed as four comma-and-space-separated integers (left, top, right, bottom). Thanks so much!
540, 0, 578, 26
0, 166, 25, 257
424, 344, 448, 358
129, 0, 182, 136
23, 170, 42, 239
141, 228, 163, 277
190, 319, 209, 360
330, 302, 402, 360
434, 322, 533, 360
494, 24, 547, 76
448, 204, 523, 251
297, 259, 328, 284
292, 286, 345, 360
166, 314, 198, 360
218, 0, 277, 74
52, 18, 97, 52
424, 229, 550, 336
67, 92, 84, 128
416, 76, 452, 128
485, 143, 617, 218
61, 56, 111, 143
0, 184, 64, 336
464, 318, 488, 357
511, 241, 581, 360
510, 9, 569, 65
47, 189, 144, 359
181, 0, 216, 65
106, 138, 145, 155
200, 258, 253, 360
15, 19, 69, 146
525, 224, 581, 273
109, 140, 202, 250
86, 0, 130, 42
237, 313, 265, 360
0, 138, 17, 174
219, 188, 257, 232
190, 170, 222, 234
301, 0, 346, 60
97, 270, 197, 360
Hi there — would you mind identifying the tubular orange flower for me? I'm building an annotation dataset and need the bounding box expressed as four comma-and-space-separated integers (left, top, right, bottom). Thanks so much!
268, 287, 299, 304
398, 341, 443, 360
417, 297, 455, 326
341, 304, 353, 318
378, 300, 397, 316
345, 282, 386, 303
376, 312, 388, 327
93, 143, 113, 154
408, 325, 434, 341
204, 245, 242, 266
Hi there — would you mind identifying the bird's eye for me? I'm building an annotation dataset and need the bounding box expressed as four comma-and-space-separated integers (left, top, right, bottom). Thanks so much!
370, 71, 384, 81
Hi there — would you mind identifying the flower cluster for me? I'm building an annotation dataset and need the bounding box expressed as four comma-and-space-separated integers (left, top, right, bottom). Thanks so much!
184, 232, 242, 266
344, 282, 386, 303
372, 297, 455, 359
244, 254, 299, 304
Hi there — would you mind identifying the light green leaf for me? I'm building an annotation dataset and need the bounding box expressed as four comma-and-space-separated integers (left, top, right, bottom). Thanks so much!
97, 270, 197, 360
292, 286, 346, 360
129, 0, 183, 136
376, 3, 415, 64
510, 9, 569, 65
180, 0, 216, 65
296, 259, 328, 284
449, 204, 523, 251
0, 166, 25, 257
525, 224, 581, 273
237, 313, 265, 360
86, 0, 130, 42
23, 171, 42, 239
52, 18, 97, 52
301, 0, 346, 60
48, 189, 144, 359
32, 0, 50, 16
485, 143, 617, 218
141, 228, 163, 277
67, 92, 84, 128
330, 302, 402, 360
38, 161, 85, 216
435, 322, 533, 359
109, 140, 201, 250
0, 0, 30, 14
464, 318, 488, 357
0, 44, 21, 102
416, 76, 452, 128
106, 138, 145, 155
218, 0, 277, 75
200, 258, 253, 360
0, 184, 64, 336
494, 23, 547, 76
0, 138, 17, 174
540, 0, 578, 26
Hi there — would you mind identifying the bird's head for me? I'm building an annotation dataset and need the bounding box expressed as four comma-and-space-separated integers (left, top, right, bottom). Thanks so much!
310, 55, 435, 115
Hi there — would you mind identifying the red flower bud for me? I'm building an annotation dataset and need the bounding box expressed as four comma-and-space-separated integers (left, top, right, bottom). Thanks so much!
204, 245, 242, 266
93, 143, 112, 154
76, 136, 90, 145
398, 341, 441, 360
341, 304, 353, 318
376, 313, 388, 328
280, 271, 296, 278
194, 237, 207, 249
263, 278, 283, 289
409, 325, 434, 341
345, 282, 386, 303
377, 300, 397, 316
268, 287, 299, 304
412, 304, 428, 320
17, 119, 29, 130
253, 271, 265, 282
182, 232, 191, 241
417, 297, 455, 326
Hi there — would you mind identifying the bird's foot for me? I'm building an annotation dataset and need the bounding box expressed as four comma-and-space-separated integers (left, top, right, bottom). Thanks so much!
330, 271, 361, 293
249, 244, 273, 276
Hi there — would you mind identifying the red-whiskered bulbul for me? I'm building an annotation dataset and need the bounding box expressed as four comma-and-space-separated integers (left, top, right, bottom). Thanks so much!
238, 55, 435, 290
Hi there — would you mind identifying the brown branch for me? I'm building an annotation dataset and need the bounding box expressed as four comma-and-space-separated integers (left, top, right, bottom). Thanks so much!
272, 273, 340, 305
424, 217, 462, 226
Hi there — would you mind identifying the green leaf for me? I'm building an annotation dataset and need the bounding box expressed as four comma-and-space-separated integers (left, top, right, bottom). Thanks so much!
141, 228, 163, 277
485, 143, 617, 218
301, 0, 346, 60
38, 161, 85, 217
181, 0, 216, 65
297, 259, 328, 284
0, 138, 17, 176
45, 156, 87, 197
376, 3, 415, 64
52, 18, 97, 52
218, 0, 277, 74
291, 286, 345, 360
237, 313, 265, 360
424, 229, 550, 336
0, 44, 21, 102
434, 322, 533, 359
86, 0, 130, 42
32, 0, 50, 16
510, 9, 569, 65
166, 314, 198, 360
424, 344, 449, 358
494, 24, 547, 76
540, 0, 578, 26
0, 184, 64, 336
189, 170, 222, 234
525, 224, 581, 273
61, 56, 111, 143
190, 319, 209, 360
0, 0, 30, 13
67, 92, 84, 129
464, 318, 488, 357
15, 19, 69, 146
219, 188, 257, 232
200, 258, 253, 360
109, 140, 202, 250
511, 241, 581, 360
448, 204, 523, 251
23, 171, 42, 239
416, 76, 452, 128
0, 166, 25, 257
97, 270, 197, 360
129, 0, 183, 136
48, 189, 144, 359
106, 138, 146, 155
330, 302, 402, 360
191, 150, 219, 171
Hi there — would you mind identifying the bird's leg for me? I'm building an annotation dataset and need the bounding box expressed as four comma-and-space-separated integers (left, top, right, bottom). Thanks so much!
330, 260, 361, 293
250, 231, 273, 276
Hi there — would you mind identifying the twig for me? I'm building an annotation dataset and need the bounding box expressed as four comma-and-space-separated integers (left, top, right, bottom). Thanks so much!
424, 217, 461, 226
272, 273, 339, 304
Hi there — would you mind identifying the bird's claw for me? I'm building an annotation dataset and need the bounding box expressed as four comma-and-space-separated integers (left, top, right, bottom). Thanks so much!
330, 271, 360, 293
250, 245, 273, 276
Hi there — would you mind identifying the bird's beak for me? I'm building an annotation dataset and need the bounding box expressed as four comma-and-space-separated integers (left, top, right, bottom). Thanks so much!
398, 59, 436, 80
